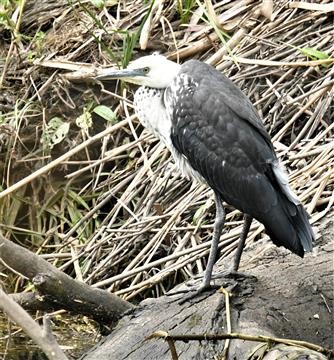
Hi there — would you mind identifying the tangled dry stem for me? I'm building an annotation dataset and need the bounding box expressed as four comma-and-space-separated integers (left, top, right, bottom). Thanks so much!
0, 0, 333, 302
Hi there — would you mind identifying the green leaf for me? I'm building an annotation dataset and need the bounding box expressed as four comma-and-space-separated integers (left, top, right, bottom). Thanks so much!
105, 0, 118, 6
90, 0, 117, 8
41, 117, 70, 150
299, 47, 329, 60
68, 190, 90, 211
51, 122, 70, 146
76, 110, 92, 131
89, 0, 105, 9
192, 204, 207, 225
93, 105, 117, 123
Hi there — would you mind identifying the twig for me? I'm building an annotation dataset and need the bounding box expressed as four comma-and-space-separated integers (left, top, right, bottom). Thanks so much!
221, 55, 334, 67
147, 331, 334, 357
219, 287, 232, 360
0, 0, 27, 87
0, 286, 68, 360
166, 337, 179, 360
289, 2, 334, 12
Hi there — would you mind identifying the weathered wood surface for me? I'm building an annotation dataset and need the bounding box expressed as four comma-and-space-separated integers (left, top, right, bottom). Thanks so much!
81, 215, 333, 359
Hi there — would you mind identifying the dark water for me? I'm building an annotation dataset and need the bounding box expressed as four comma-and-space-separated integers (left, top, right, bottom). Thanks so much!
0, 315, 99, 360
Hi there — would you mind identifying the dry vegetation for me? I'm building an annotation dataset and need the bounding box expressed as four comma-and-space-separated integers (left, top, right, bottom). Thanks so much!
0, 0, 333, 307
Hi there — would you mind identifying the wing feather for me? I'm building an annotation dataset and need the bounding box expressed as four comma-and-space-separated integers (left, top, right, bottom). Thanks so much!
166, 62, 278, 217
164, 60, 314, 255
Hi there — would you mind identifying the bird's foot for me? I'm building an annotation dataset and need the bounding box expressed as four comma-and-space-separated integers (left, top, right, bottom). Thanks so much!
169, 270, 256, 304
177, 281, 220, 305
211, 268, 255, 281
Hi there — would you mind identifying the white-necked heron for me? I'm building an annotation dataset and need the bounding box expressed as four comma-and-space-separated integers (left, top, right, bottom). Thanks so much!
97, 53, 314, 295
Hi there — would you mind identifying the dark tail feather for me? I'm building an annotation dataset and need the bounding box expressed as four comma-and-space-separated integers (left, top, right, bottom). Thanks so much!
263, 197, 314, 257
292, 204, 314, 253
265, 161, 315, 256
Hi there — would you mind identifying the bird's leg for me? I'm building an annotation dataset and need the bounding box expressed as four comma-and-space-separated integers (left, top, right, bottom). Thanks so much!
176, 192, 224, 303
175, 211, 255, 303
201, 191, 225, 289
232, 214, 253, 272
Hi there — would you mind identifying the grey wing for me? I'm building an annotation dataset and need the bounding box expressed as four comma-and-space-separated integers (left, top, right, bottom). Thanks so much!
166, 74, 279, 218
180, 60, 274, 148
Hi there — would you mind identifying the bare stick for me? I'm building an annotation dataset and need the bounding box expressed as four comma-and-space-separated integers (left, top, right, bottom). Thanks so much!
0, 286, 68, 360
220, 287, 232, 359
148, 331, 333, 357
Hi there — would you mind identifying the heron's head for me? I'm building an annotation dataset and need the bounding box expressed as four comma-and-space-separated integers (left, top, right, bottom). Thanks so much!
96, 53, 181, 89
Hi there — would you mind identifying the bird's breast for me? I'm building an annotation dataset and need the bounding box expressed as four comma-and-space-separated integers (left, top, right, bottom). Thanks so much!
134, 86, 205, 183
134, 86, 172, 148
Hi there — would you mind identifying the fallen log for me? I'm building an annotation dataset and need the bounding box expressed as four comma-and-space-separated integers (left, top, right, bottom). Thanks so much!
0, 215, 332, 359
80, 214, 333, 359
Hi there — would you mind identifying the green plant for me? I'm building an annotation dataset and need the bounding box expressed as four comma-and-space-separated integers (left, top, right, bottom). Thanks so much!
176, 0, 196, 24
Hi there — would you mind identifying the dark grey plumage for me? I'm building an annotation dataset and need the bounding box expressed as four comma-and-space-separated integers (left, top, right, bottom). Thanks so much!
166, 60, 313, 256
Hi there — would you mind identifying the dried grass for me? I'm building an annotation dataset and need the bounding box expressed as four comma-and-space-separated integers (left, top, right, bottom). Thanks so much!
0, 0, 333, 301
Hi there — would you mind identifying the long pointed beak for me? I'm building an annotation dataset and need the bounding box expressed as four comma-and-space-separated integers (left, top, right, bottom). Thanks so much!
96, 68, 142, 80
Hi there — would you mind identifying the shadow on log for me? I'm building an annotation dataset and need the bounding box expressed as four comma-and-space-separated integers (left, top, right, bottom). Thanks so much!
81, 214, 333, 360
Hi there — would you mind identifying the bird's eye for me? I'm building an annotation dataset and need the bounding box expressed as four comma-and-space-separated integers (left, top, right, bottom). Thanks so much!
143, 67, 150, 74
